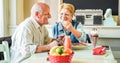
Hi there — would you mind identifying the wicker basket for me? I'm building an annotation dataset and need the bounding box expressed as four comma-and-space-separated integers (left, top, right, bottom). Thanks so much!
48, 52, 74, 63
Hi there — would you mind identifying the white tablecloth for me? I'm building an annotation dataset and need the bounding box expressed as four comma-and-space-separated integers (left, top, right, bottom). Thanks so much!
22, 46, 117, 63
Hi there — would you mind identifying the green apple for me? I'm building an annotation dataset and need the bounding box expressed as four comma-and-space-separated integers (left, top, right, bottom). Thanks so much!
56, 46, 63, 54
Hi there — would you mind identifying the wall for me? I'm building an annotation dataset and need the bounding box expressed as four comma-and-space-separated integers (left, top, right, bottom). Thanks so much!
24, 0, 38, 19
9, 0, 38, 35
9, 0, 17, 35
0, 0, 9, 37
47, 0, 59, 24
0, 0, 4, 37
17, 0, 38, 24
16, 0, 24, 25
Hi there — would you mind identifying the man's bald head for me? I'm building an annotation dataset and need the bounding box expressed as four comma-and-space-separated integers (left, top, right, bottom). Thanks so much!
31, 2, 50, 17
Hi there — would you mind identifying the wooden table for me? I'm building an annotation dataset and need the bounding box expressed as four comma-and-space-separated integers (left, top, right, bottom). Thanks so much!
21, 45, 117, 63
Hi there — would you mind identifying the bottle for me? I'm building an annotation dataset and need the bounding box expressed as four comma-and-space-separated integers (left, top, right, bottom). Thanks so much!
64, 36, 72, 49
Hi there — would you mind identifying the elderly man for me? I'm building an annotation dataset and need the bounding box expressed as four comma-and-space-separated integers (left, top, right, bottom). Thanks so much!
10, 2, 58, 63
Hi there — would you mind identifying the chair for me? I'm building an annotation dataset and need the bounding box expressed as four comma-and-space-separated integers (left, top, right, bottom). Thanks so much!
0, 36, 12, 48
0, 41, 10, 63
0, 36, 11, 60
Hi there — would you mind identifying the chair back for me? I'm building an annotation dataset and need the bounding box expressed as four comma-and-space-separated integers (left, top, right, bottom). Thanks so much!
0, 36, 12, 48
0, 41, 10, 63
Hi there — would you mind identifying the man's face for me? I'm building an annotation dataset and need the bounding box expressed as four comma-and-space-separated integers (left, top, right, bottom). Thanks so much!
37, 7, 51, 25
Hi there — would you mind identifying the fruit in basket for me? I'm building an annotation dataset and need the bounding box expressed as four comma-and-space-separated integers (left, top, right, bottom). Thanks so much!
49, 46, 59, 55
56, 46, 63, 54
48, 37, 74, 63
49, 38, 73, 56
52, 52, 60, 56
49, 46, 64, 55
64, 48, 72, 54
61, 52, 69, 56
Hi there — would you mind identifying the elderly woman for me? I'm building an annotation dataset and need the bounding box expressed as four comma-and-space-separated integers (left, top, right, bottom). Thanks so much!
52, 3, 86, 43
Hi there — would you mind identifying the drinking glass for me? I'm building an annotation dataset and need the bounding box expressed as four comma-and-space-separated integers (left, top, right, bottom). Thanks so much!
90, 28, 98, 48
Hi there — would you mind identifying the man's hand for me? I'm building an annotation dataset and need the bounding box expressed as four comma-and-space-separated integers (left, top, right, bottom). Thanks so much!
35, 41, 58, 53
48, 40, 58, 49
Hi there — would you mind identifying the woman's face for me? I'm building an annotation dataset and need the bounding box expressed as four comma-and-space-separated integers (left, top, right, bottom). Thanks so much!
60, 8, 73, 22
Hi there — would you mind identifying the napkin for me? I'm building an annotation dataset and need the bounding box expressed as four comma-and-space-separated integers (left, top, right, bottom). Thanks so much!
93, 46, 106, 55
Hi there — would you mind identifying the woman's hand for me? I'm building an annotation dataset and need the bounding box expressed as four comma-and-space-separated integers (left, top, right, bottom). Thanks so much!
62, 21, 73, 31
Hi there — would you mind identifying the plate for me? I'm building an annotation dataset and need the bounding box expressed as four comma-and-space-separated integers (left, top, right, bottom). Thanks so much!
72, 45, 87, 50
72, 43, 87, 50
